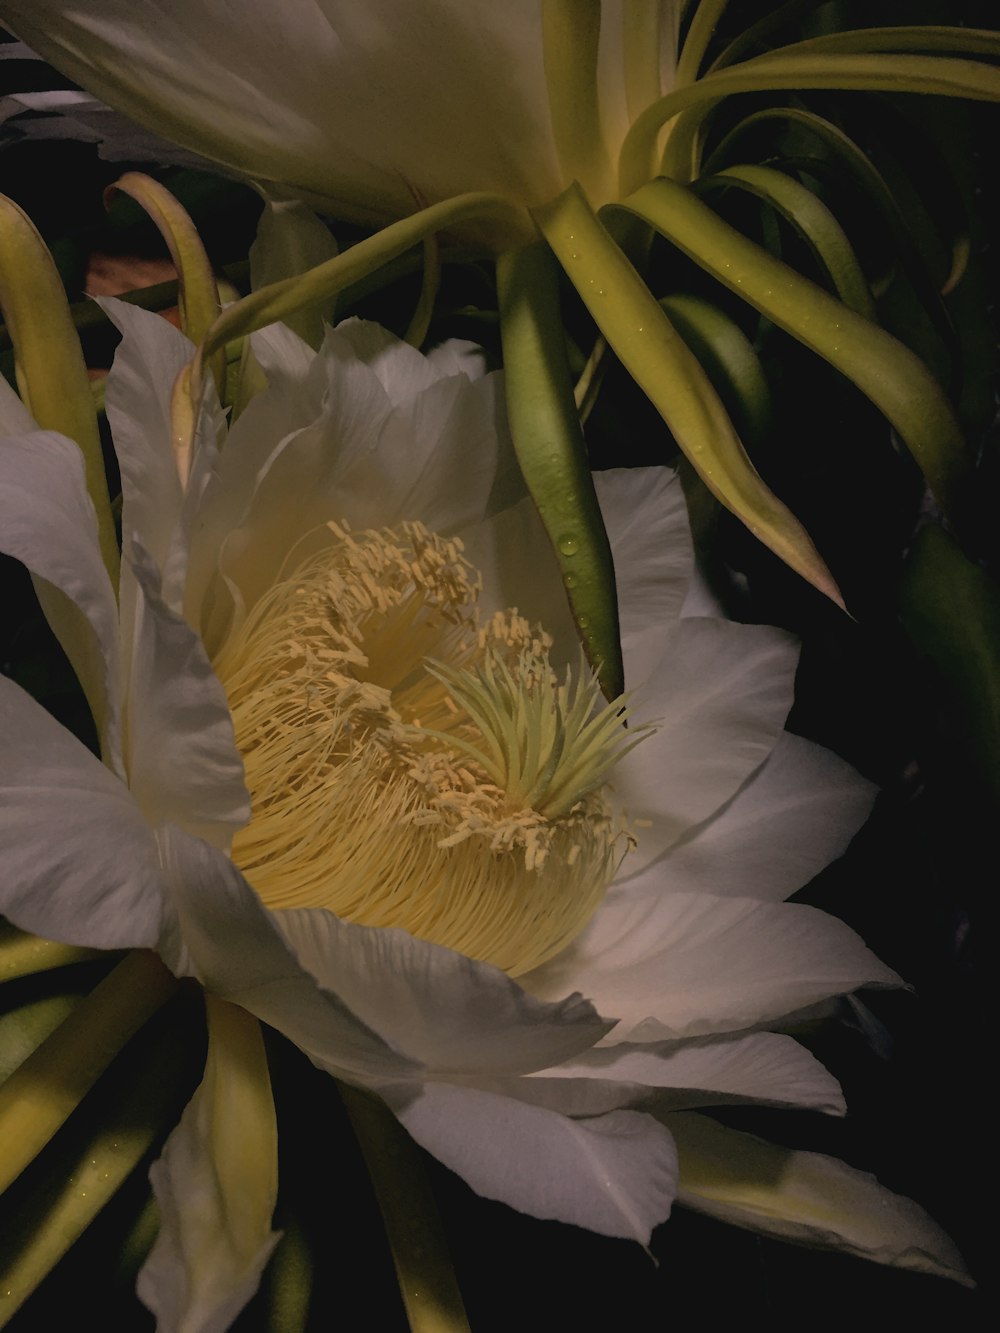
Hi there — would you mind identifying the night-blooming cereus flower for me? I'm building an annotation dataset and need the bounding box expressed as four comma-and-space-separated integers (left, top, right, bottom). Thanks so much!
0, 309, 967, 1329
0, 0, 683, 248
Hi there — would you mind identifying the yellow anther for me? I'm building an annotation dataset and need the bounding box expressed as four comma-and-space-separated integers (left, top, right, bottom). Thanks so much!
215, 521, 642, 975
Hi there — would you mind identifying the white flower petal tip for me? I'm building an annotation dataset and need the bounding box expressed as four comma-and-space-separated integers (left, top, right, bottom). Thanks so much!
0, 675, 165, 951
385, 1083, 679, 1244
138, 998, 280, 1333
525, 893, 899, 1044
670, 1112, 973, 1287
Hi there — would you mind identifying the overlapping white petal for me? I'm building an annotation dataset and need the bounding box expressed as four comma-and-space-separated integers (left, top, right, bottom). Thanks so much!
382, 1082, 679, 1243
0, 676, 163, 949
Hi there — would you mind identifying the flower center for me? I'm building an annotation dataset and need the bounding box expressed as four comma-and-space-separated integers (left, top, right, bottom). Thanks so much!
214, 520, 643, 976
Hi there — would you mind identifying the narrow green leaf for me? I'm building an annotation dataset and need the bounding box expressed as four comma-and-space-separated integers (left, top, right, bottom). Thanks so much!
755, 25, 1000, 61
0, 924, 101, 983
675, 0, 731, 85
658, 294, 773, 448
0, 1006, 193, 1327
622, 53, 1000, 189
340, 1085, 470, 1333
535, 183, 843, 608
699, 164, 876, 317
610, 177, 972, 524
496, 242, 623, 697
0, 991, 85, 1086
0, 951, 176, 1196
197, 193, 527, 375
899, 524, 1000, 808
107, 172, 225, 398
0, 193, 118, 585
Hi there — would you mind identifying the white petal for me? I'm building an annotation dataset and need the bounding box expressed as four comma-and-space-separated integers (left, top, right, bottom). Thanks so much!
0, 676, 164, 949
125, 546, 249, 846
100, 297, 191, 577
156, 826, 421, 1084
633, 731, 877, 902
138, 998, 279, 1333
208, 323, 504, 634
594, 467, 693, 688
273, 908, 610, 1076
670, 1112, 972, 1285
524, 891, 899, 1041
0, 431, 122, 769
383, 1082, 678, 1242
513, 1032, 844, 1117
614, 618, 799, 871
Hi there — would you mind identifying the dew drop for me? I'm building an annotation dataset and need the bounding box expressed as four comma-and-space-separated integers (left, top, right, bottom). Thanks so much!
557, 534, 579, 556
564, 571, 578, 589
577, 613, 590, 629
569, 251, 581, 260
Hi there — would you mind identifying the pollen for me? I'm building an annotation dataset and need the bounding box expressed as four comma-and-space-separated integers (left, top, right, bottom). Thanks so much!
214, 520, 646, 976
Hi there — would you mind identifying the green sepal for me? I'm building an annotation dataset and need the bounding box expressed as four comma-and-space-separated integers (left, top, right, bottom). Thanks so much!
496, 242, 623, 699
658, 294, 773, 448
610, 177, 972, 528
537, 182, 843, 608
697, 164, 875, 318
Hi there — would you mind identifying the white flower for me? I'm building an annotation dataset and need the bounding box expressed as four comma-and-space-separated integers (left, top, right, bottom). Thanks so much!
0, 307, 964, 1328
0, 0, 683, 247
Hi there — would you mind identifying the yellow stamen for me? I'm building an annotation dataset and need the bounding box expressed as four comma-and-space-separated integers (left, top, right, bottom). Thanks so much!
215, 521, 643, 976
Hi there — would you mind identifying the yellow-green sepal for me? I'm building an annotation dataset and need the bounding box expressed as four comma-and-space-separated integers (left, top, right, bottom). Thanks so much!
496, 241, 623, 699
612, 177, 972, 527
536, 183, 842, 608
0, 193, 118, 586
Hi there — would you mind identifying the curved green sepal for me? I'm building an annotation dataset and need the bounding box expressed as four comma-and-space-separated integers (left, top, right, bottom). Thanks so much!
496, 242, 623, 698
899, 524, 1000, 809
0, 951, 177, 1196
659, 294, 773, 448
107, 172, 225, 398
197, 193, 528, 376
0, 193, 118, 585
0, 990, 85, 1087
340, 1084, 471, 1333
612, 177, 972, 525
0, 1004, 194, 1326
699, 165, 875, 318
758, 25, 1000, 62
536, 183, 842, 608
623, 52, 1000, 189
0, 923, 101, 983
404, 234, 441, 349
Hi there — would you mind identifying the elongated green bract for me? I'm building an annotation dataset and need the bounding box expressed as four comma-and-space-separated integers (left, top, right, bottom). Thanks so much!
699, 165, 875, 318
0, 193, 118, 583
535, 183, 842, 607
612, 177, 972, 524
496, 242, 623, 699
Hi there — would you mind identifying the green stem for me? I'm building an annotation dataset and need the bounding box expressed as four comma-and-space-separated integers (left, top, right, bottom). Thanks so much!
340, 1085, 470, 1333
496, 241, 624, 698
